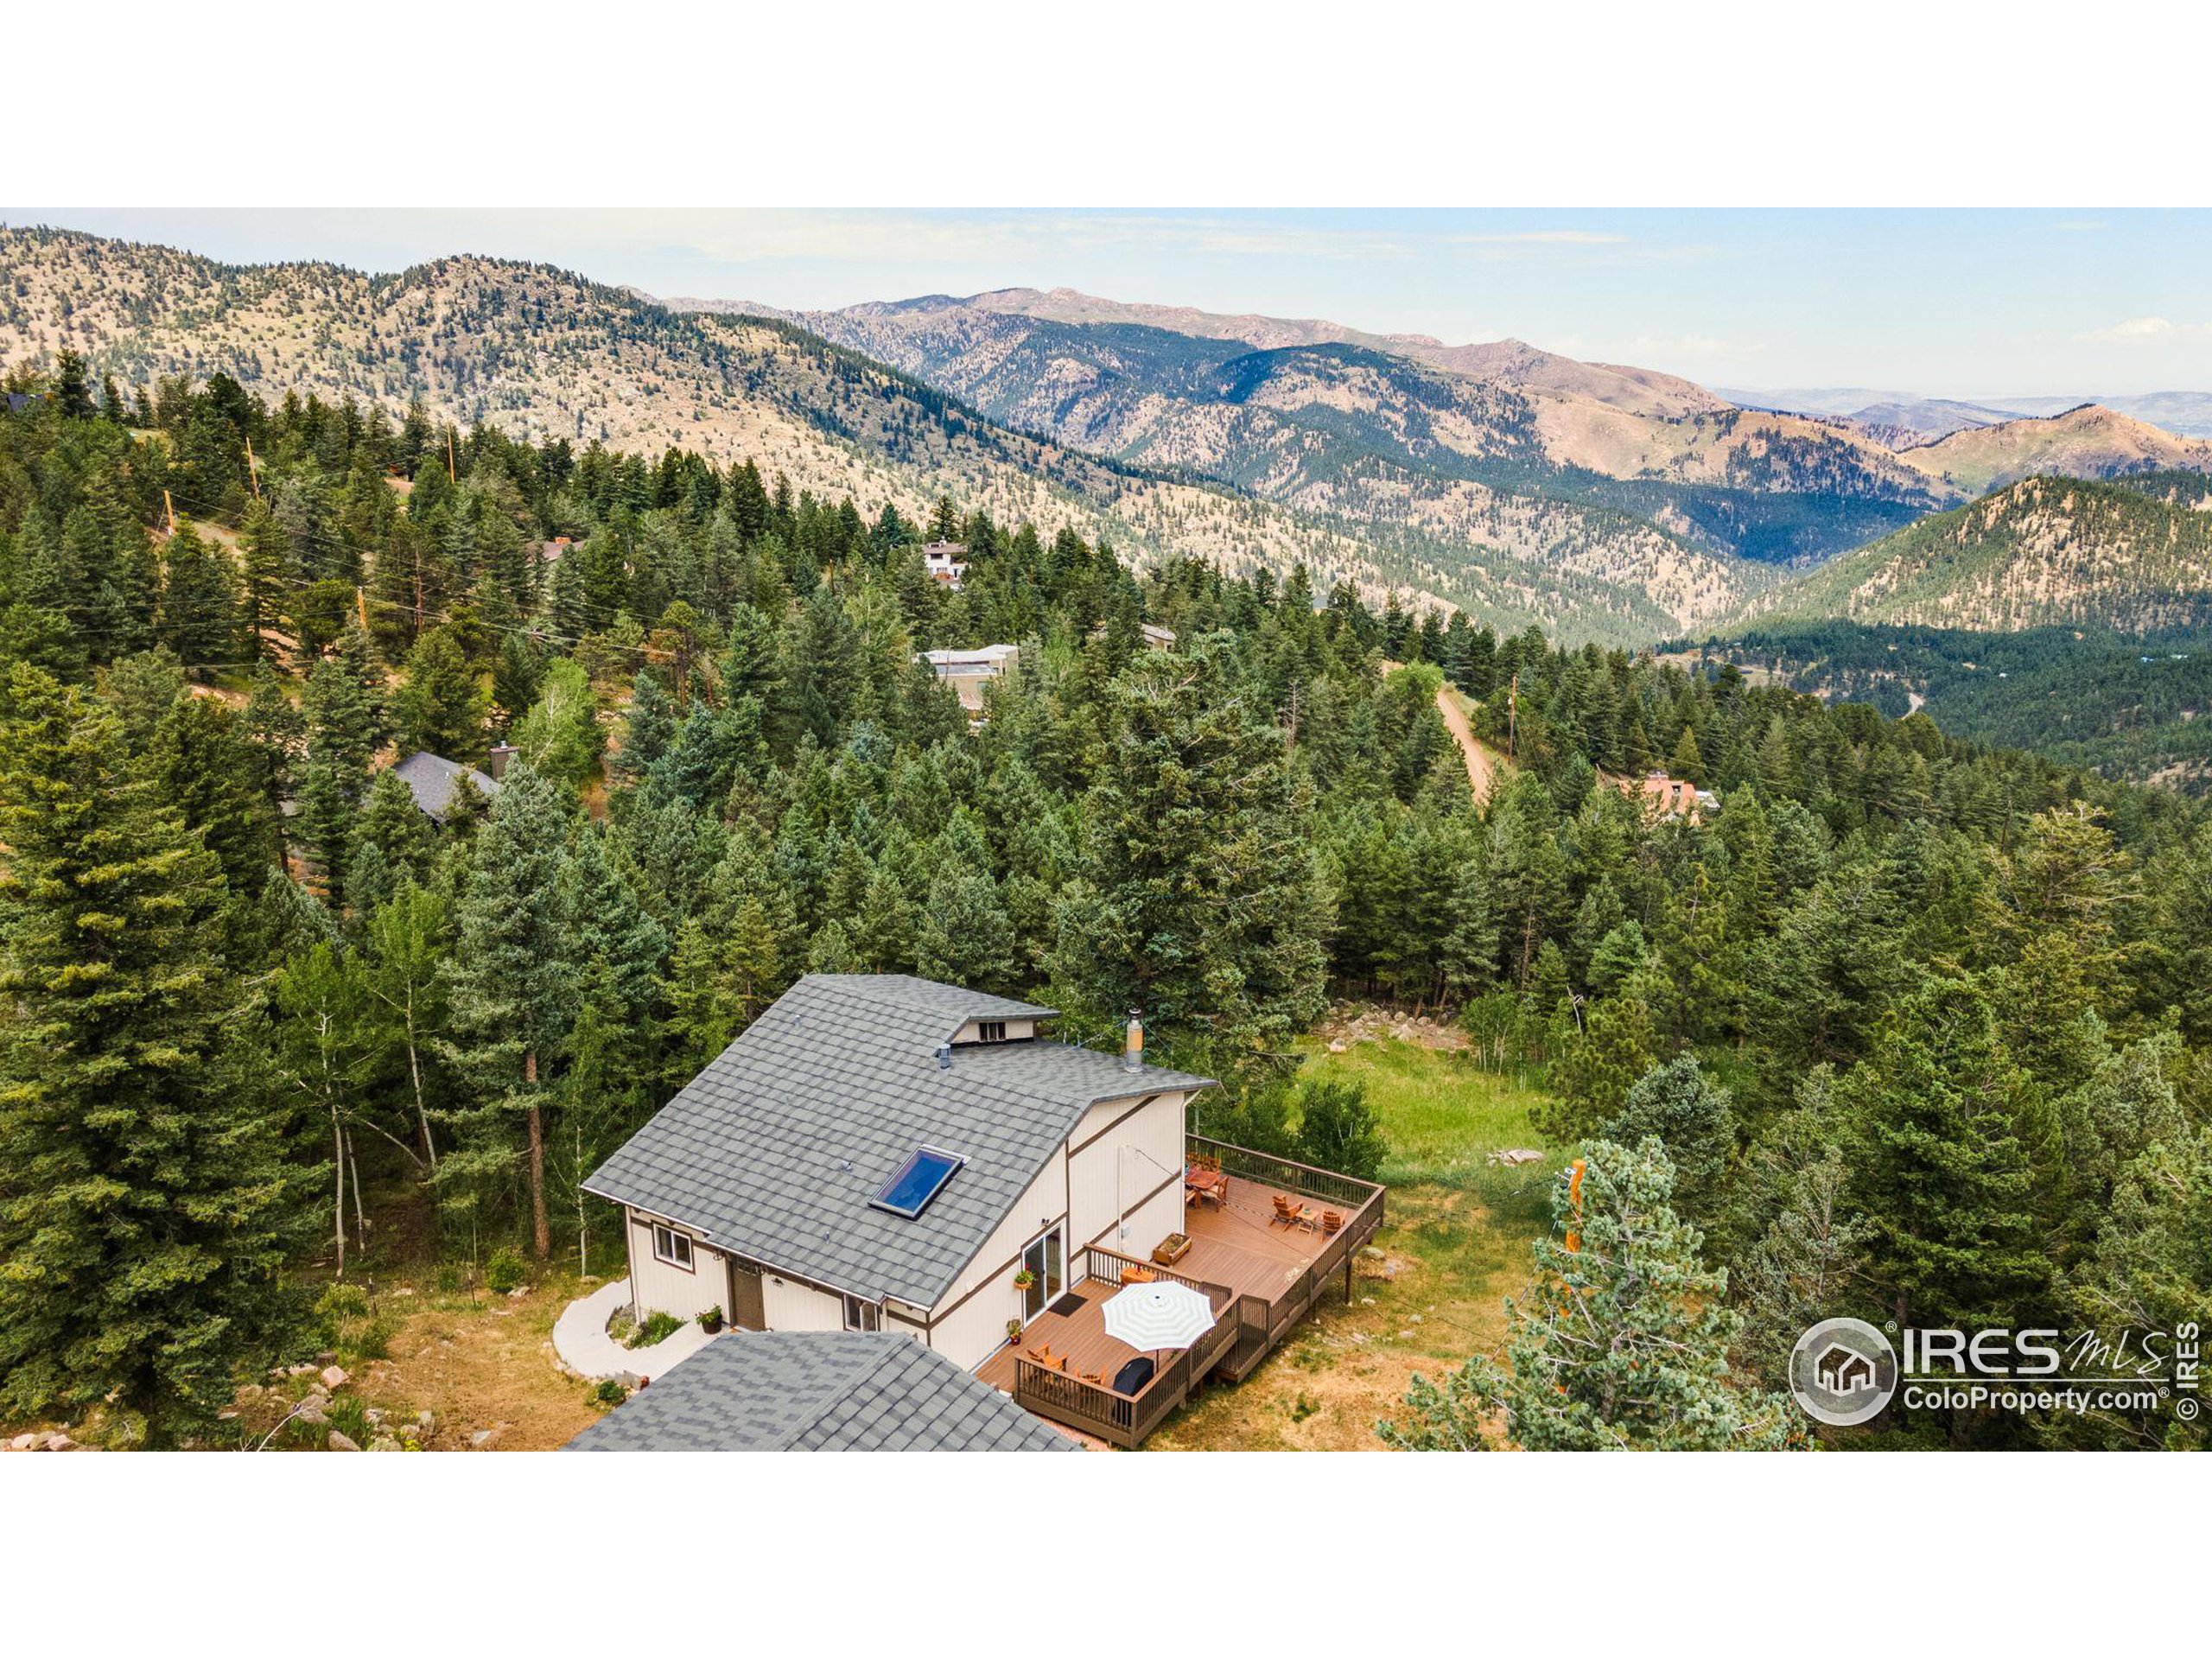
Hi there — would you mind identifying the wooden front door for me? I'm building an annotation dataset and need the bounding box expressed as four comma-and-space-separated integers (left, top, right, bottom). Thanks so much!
728, 1259, 766, 1331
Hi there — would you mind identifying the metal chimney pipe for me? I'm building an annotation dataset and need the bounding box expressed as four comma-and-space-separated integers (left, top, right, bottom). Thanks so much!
1122, 1014, 1143, 1072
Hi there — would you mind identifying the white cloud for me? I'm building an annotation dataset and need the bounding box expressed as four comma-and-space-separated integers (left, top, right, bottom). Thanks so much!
2079, 315, 2211, 343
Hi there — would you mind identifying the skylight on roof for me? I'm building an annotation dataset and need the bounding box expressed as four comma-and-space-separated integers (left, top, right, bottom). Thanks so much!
870, 1147, 964, 1218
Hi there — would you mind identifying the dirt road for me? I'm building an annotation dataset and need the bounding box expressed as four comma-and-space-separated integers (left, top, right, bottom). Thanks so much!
1432, 685, 1503, 804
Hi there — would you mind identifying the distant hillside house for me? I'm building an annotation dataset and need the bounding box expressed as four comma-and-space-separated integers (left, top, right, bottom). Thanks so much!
540, 537, 571, 565
1141, 623, 1177, 651
389, 750, 503, 825
582, 972, 1386, 1447
921, 539, 969, 588
922, 643, 1018, 714
563, 1330, 1079, 1452
1612, 770, 1717, 823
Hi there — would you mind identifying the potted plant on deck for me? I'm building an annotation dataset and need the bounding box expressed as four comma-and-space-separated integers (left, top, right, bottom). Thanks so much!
698, 1305, 724, 1335
1006, 1318, 1023, 1347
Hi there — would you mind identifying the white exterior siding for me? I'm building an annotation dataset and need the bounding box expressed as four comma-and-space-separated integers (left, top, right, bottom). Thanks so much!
627, 1213, 724, 1321
623, 1084, 1196, 1373
1068, 1090, 1185, 1256
763, 1274, 846, 1332
925, 1150, 1068, 1372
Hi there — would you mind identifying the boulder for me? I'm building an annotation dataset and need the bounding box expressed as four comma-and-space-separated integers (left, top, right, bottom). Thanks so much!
9, 1433, 36, 1451
319, 1365, 349, 1390
294, 1402, 327, 1427
367, 1437, 403, 1453
327, 1431, 361, 1452
42, 1433, 73, 1452
470, 1427, 501, 1448
1327, 1040, 1347, 1053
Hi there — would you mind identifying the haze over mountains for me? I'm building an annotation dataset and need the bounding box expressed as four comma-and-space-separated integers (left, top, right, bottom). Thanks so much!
9, 222, 2212, 650
1726, 385, 2212, 443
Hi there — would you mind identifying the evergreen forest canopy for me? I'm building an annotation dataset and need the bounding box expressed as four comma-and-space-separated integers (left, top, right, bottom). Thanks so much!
1, 357, 2207, 1450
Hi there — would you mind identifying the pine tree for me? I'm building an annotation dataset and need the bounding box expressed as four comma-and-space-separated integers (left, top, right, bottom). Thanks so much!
156, 521, 241, 674
1053, 645, 1328, 1062
437, 761, 578, 1258
391, 626, 487, 759
0, 665, 311, 1442
913, 865, 1016, 993
1847, 976, 2051, 1333
1378, 1138, 1801, 1451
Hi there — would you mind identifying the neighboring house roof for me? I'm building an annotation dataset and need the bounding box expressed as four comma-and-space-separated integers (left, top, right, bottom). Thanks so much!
389, 751, 500, 823
923, 645, 1019, 672
584, 974, 1213, 1308
566, 1331, 1077, 1452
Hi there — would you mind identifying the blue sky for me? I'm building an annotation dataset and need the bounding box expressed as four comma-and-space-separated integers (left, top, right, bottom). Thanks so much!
13, 208, 2211, 398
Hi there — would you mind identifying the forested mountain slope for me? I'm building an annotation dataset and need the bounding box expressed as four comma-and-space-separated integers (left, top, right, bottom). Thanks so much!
4, 369, 2209, 1452
730, 291, 1946, 566
1, 226, 1752, 644
1741, 474, 2212, 633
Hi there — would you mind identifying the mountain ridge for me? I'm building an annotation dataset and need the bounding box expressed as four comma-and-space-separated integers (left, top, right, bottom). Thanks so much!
0, 224, 1752, 643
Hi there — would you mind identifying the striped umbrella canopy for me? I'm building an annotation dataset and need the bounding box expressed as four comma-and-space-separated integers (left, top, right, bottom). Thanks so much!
1102, 1280, 1216, 1352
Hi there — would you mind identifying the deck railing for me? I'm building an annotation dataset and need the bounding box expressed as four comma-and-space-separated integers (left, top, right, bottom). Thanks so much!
1009, 1140, 1387, 1445
1191, 1135, 1387, 1379
1009, 1247, 1238, 1447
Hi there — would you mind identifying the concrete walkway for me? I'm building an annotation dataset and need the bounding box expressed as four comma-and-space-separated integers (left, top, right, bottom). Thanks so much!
552, 1278, 716, 1384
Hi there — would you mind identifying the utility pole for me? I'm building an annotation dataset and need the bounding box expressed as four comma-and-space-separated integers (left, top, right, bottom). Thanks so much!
245, 435, 262, 500
162, 488, 177, 537
446, 428, 457, 483
1507, 671, 1517, 761
355, 585, 370, 635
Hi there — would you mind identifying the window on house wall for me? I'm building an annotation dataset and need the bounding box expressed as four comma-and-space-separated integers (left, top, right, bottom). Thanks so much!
976, 1020, 1007, 1043
652, 1224, 694, 1270
842, 1294, 880, 1332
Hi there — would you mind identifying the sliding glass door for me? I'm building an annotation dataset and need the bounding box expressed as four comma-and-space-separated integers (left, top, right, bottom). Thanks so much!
1021, 1225, 1064, 1323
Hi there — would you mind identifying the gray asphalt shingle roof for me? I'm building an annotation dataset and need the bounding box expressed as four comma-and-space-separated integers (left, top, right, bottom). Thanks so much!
564, 1332, 1077, 1452
583, 974, 1213, 1308
389, 751, 499, 823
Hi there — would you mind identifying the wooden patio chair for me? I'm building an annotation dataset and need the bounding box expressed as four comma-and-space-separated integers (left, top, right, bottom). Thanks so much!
1271, 1193, 1295, 1227
1321, 1210, 1344, 1236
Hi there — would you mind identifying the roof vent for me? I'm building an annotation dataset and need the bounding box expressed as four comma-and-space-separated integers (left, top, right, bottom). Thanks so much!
936, 1043, 951, 1071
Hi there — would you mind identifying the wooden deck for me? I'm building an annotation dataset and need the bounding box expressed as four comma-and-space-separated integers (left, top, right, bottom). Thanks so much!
975, 1147, 1386, 1445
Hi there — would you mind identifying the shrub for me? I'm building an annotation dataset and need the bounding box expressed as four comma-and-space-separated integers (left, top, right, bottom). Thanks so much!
1294, 1078, 1388, 1181
628, 1311, 683, 1349
315, 1281, 392, 1361
590, 1379, 628, 1411
485, 1248, 527, 1295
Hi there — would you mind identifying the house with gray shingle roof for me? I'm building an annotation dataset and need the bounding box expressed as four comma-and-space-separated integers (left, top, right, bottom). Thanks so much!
563, 1331, 1079, 1452
582, 971, 1389, 1448
584, 974, 1214, 1377
388, 750, 501, 824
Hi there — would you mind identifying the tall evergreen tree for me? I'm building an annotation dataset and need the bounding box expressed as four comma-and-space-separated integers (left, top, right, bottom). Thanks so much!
0, 666, 310, 1442
437, 760, 578, 1259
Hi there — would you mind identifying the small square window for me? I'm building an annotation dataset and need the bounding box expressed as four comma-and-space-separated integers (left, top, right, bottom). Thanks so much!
653, 1225, 694, 1270
843, 1294, 880, 1332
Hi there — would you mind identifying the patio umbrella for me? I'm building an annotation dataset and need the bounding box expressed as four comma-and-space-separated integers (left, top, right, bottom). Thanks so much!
1101, 1279, 1216, 1371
